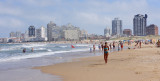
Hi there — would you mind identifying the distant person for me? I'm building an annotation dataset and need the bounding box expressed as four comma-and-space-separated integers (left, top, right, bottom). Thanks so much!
90, 47, 92, 53
93, 45, 96, 52
120, 41, 123, 51
101, 43, 104, 51
109, 43, 112, 49
139, 41, 142, 48
104, 42, 109, 64
31, 48, 34, 52
23, 48, 26, 53
113, 42, 115, 49
156, 40, 160, 47
98, 44, 101, 51
118, 43, 120, 51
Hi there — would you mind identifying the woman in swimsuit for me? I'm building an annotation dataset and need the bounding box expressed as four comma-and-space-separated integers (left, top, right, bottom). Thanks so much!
104, 42, 109, 64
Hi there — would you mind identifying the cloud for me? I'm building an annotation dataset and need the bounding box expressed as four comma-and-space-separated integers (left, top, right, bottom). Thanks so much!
0, 18, 24, 28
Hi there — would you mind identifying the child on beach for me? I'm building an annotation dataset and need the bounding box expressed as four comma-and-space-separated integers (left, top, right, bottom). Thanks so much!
104, 42, 109, 64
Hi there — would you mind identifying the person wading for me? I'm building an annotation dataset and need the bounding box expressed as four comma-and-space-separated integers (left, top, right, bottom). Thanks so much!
104, 42, 109, 64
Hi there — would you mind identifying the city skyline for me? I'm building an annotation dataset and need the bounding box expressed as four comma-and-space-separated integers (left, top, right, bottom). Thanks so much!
0, 0, 160, 37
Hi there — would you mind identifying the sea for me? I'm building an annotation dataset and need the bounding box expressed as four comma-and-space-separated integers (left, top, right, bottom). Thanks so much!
0, 43, 103, 81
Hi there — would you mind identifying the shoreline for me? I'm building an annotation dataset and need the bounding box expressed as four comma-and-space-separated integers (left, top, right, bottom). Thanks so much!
35, 44, 160, 81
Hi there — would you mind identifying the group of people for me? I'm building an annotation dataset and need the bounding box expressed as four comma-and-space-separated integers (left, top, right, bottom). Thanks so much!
90, 41, 124, 64
91, 41, 124, 53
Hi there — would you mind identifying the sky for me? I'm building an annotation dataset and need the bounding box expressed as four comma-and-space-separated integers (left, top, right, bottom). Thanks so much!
0, 0, 160, 37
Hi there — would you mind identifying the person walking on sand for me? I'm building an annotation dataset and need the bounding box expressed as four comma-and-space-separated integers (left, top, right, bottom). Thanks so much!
104, 42, 109, 64
120, 41, 123, 51
109, 43, 112, 49
139, 41, 142, 48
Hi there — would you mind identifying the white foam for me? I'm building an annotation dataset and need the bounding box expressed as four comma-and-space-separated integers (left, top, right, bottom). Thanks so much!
59, 46, 67, 48
47, 49, 52, 52
75, 44, 90, 47
22, 44, 47, 48
0, 48, 90, 63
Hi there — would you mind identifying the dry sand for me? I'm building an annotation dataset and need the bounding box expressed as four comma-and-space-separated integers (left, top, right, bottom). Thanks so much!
35, 44, 160, 81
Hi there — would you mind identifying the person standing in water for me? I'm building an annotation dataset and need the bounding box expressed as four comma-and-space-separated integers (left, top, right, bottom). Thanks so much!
109, 43, 112, 49
90, 47, 92, 53
104, 42, 109, 64
101, 43, 104, 51
93, 45, 96, 52
23, 48, 26, 53
98, 44, 101, 51
118, 42, 120, 51
31, 48, 34, 52
113, 42, 115, 49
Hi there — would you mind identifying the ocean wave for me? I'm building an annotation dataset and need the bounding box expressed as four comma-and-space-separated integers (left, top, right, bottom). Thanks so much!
21, 44, 47, 48
0, 48, 90, 62
75, 44, 90, 47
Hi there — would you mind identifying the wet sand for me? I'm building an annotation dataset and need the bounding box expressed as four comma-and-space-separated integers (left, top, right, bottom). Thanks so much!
35, 44, 160, 81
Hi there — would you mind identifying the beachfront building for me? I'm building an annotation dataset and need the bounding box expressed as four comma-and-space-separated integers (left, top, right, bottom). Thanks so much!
133, 14, 147, 36
0, 38, 8, 43
35, 26, 47, 41
15, 31, 21, 38
123, 29, 132, 36
62, 23, 81, 41
104, 27, 111, 37
47, 21, 56, 41
79, 29, 88, 40
10, 31, 21, 38
63, 30, 79, 41
28, 26, 36, 37
112, 18, 122, 37
146, 24, 159, 35
10, 32, 16, 38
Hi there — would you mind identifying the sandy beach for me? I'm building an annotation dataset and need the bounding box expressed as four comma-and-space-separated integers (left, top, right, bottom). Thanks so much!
36, 44, 160, 81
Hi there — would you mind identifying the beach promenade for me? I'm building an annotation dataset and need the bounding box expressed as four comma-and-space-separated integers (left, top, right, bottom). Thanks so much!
36, 44, 160, 81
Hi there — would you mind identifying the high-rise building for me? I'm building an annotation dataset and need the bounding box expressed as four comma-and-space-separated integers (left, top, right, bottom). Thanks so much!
146, 24, 159, 35
36, 26, 47, 41
123, 29, 132, 36
112, 18, 122, 36
104, 27, 111, 37
28, 26, 35, 37
47, 21, 56, 41
133, 14, 147, 36
41, 26, 47, 38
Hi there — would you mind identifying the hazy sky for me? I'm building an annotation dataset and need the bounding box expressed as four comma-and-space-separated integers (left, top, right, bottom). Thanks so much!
0, 0, 160, 37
